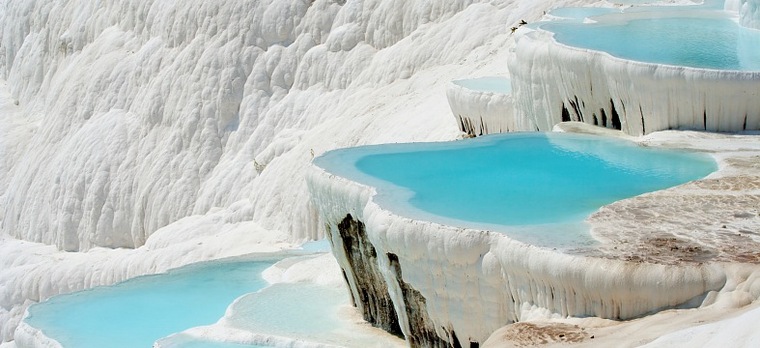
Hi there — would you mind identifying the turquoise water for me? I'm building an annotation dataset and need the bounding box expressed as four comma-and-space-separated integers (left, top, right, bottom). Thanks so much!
452, 77, 512, 94
25, 258, 275, 348
543, 14, 760, 70
315, 133, 715, 245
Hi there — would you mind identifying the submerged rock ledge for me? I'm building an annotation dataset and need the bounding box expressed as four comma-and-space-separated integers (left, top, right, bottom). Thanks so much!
306, 130, 760, 346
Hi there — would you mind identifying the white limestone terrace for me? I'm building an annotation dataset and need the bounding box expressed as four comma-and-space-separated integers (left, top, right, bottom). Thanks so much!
445, 77, 515, 136
1, 0, 759, 346
508, 1, 760, 136
307, 123, 760, 347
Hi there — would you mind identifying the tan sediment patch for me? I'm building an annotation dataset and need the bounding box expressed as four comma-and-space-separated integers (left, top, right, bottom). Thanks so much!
588, 190, 760, 264
484, 322, 593, 347
724, 156, 760, 172
689, 175, 760, 191
583, 135, 760, 264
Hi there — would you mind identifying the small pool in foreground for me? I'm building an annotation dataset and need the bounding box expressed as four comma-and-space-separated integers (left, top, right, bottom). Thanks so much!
315, 133, 716, 247
24, 257, 276, 348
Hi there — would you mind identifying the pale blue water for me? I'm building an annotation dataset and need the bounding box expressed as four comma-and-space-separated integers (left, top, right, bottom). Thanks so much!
25, 258, 276, 348
543, 15, 760, 70
547, 7, 620, 20
452, 77, 512, 94
228, 283, 347, 337
315, 133, 715, 246
299, 239, 332, 252
156, 281, 374, 347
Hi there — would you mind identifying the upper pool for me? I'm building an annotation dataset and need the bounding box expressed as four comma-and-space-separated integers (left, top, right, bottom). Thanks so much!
542, 12, 760, 71
314, 133, 716, 247
452, 77, 512, 94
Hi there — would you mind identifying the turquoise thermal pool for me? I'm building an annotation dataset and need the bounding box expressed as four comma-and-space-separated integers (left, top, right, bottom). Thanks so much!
314, 133, 716, 247
452, 76, 512, 94
542, 12, 760, 71
24, 257, 276, 348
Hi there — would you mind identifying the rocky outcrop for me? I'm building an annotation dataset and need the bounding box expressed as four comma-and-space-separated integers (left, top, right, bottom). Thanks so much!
332, 213, 464, 347
336, 215, 403, 337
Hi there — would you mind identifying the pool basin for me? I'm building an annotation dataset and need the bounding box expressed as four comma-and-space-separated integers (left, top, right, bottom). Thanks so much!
314, 132, 715, 247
